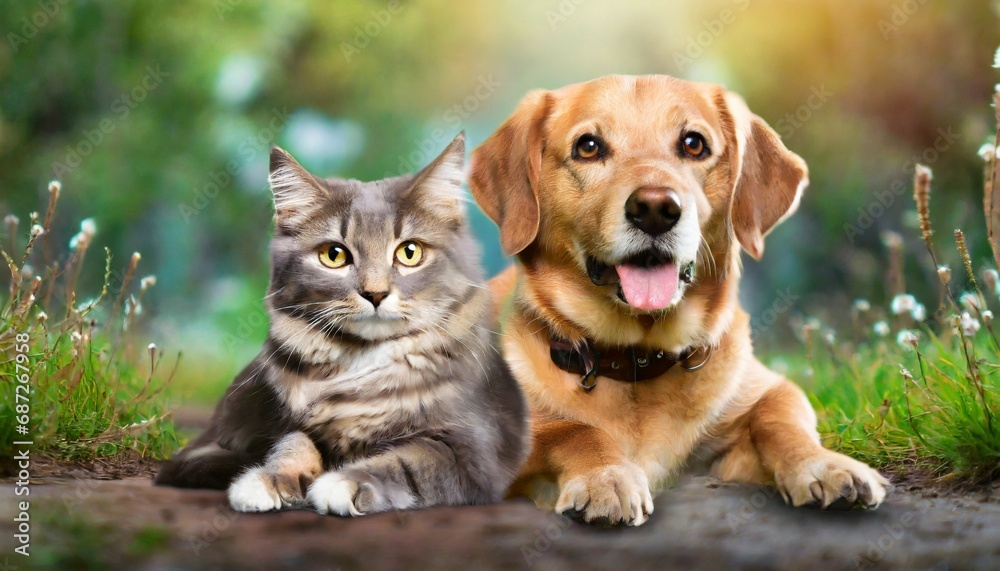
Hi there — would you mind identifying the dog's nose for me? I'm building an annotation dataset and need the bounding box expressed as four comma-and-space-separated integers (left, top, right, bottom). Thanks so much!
625, 188, 682, 236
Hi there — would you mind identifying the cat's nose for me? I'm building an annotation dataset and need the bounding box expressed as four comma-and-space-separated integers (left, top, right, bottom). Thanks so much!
360, 290, 389, 309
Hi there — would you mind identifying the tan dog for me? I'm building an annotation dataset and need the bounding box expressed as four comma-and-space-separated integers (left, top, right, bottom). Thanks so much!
469, 75, 887, 526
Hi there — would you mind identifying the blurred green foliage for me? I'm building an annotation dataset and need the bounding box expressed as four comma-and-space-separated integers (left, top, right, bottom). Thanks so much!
1, 0, 998, 401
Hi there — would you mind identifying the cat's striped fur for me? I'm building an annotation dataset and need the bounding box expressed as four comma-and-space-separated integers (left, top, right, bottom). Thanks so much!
155, 134, 530, 516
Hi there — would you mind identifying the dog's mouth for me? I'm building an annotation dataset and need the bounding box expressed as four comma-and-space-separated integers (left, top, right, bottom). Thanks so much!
586, 250, 694, 312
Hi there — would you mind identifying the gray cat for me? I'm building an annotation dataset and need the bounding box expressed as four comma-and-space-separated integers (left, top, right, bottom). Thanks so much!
155, 133, 530, 516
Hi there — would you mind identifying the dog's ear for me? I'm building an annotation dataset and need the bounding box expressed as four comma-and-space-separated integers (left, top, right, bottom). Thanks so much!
719, 92, 809, 260
469, 90, 554, 255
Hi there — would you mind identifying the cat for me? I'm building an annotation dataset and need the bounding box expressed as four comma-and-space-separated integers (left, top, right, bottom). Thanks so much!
155, 133, 530, 516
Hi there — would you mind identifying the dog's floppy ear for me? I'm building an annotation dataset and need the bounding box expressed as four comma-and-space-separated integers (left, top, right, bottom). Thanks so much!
720, 92, 809, 260
469, 89, 554, 255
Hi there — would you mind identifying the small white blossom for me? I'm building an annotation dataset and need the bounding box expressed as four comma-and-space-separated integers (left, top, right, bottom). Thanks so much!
979, 143, 998, 162
21, 264, 34, 281
960, 311, 981, 336
823, 330, 836, 345
896, 329, 919, 350
852, 299, 871, 313
873, 321, 891, 337
890, 294, 916, 315
936, 265, 951, 285
984, 269, 999, 294
983, 310, 994, 327
880, 231, 903, 249
960, 292, 982, 313
140, 275, 157, 290
36, 311, 47, 322
30, 224, 44, 237
70, 331, 83, 342
80, 218, 97, 237
911, 303, 927, 322
4, 214, 19, 226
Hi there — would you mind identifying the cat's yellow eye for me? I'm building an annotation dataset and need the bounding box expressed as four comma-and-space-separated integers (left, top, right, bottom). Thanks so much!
318, 244, 351, 269
395, 241, 424, 267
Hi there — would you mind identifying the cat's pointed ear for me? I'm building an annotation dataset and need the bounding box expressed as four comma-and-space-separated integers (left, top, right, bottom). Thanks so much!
406, 132, 466, 220
268, 146, 328, 229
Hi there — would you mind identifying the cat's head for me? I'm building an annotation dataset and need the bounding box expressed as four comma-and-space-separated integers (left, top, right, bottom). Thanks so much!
265, 133, 483, 342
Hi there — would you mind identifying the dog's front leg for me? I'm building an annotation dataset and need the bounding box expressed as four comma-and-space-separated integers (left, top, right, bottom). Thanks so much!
514, 419, 654, 526
746, 380, 889, 509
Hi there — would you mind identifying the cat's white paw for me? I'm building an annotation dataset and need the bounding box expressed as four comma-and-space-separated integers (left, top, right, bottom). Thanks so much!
308, 472, 364, 516
228, 468, 281, 512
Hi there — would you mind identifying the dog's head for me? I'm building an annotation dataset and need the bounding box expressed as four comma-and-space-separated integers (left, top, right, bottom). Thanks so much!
470, 75, 806, 329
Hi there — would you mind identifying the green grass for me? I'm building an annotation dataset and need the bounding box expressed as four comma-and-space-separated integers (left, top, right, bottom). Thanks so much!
802, 327, 1000, 482
795, 159, 1000, 484
0, 181, 179, 462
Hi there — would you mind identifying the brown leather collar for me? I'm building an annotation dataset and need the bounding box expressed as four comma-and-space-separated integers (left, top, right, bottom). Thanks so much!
549, 337, 713, 391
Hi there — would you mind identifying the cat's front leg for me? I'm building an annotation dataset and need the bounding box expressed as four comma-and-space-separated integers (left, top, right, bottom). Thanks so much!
308, 436, 476, 516
228, 431, 323, 512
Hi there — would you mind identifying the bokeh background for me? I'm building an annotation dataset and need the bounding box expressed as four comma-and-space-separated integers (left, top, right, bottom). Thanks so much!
2, 0, 998, 400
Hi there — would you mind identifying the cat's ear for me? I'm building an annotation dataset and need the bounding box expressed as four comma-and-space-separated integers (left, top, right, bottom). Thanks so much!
268, 146, 329, 229
406, 132, 466, 220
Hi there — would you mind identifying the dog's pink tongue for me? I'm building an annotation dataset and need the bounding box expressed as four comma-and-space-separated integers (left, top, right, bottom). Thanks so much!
616, 264, 678, 311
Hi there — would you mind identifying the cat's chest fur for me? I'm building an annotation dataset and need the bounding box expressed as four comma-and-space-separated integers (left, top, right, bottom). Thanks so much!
268, 331, 468, 461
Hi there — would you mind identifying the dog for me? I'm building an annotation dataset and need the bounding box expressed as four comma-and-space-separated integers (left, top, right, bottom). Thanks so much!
468, 74, 888, 526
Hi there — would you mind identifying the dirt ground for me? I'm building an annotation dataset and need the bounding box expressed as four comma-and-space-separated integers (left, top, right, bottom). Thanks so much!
2, 469, 999, 571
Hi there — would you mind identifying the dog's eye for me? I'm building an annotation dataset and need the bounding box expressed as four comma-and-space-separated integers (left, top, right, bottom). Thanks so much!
680, 133, 709, 159
573, 134, 605, 161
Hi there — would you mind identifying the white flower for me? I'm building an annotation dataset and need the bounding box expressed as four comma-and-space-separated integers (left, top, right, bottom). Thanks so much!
30, 224, 44, 237
70, 331, 83, 342
823, 330, 836, 345
979, 143, 998, 162
984, 269, 999, 293
49, 180, 61, 193
960, 312, 981, 336
960, 292, 982, 313
938, 266, 951, 285
36, 311, 47, 322
873, 321, 891, 337
140, 275, 157, 290
69, 234, 80, 251
4, 214, 19, 226
80, 218, 97, 237
911, 303, 927, 322
21, 264, 34, 281
852, 299, 871, 313
896, 329, 919, 350
880, 231, 903, 249
984, 310, 994, 327
890, 294, 916, 315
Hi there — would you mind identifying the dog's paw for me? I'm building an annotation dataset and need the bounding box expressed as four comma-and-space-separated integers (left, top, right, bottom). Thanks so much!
555, 463, 654, 526
228, 468, 282, 512
775, 451, 889, 510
